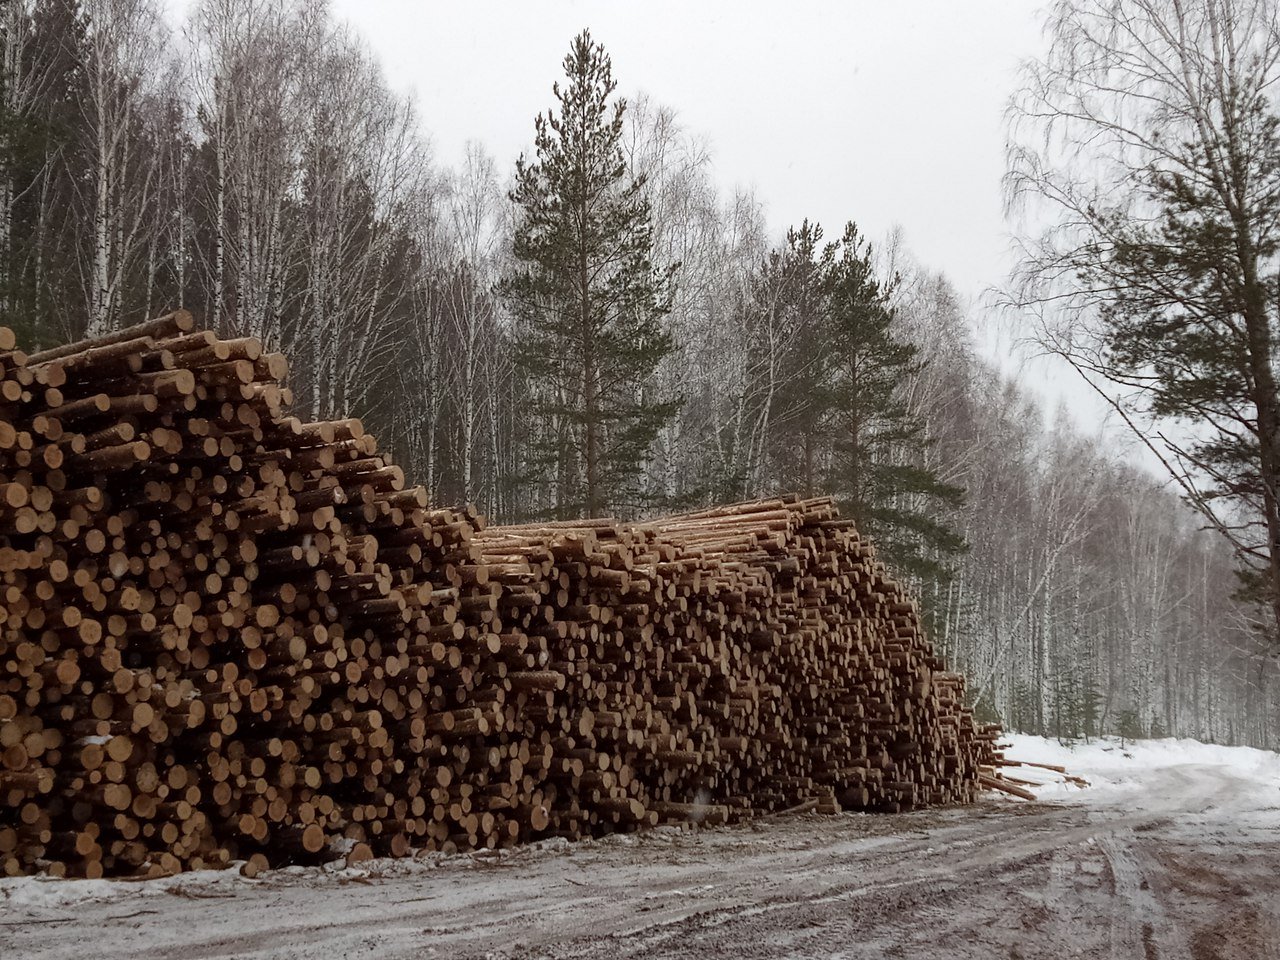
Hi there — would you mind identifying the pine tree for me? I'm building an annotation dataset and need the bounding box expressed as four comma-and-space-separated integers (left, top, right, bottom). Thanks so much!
1010, 0, 1280, 644
823, 222, 965, 582
1080, 680, 1102, 742
1116, 708, 1143, 744
502, 30, 678, 520
750, 220, 832, 497
1094, 116, 1280, 622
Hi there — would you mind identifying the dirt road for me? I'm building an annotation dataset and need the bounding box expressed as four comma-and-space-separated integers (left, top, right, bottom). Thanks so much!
3, 761, 1278, 960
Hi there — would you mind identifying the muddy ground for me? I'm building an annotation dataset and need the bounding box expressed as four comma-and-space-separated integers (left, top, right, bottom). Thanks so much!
2, 762, 1277, 959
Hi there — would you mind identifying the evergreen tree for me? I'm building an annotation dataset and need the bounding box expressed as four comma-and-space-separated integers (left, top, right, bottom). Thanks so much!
1116, 708, 1143, 744
1093, 113, 1280, 620
824, 222, 965, 582
1010, 0, 1280, 644
750, 220, 832, 497
0, 0, 89, 345
502, 30, 678, 519
1080, 681, 1102, 742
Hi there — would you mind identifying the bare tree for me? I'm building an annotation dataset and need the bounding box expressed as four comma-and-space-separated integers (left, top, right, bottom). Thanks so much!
292, 25, 427, 420
0, 0, 31, 321
78, 0, 168, 337
438, 141, 504, 504
188, 0, 316, 342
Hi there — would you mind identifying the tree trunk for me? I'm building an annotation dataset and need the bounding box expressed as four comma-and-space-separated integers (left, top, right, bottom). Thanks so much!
0, 1, 18, 320
581, 213, 598, 519
1235, 229, 1280, 643
90, 64, 112, 338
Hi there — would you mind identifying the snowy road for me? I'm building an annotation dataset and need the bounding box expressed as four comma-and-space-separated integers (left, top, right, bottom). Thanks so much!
3, 738, 1278, 960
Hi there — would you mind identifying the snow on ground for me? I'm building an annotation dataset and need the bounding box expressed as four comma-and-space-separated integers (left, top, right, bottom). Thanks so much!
0, 833, 574, 910
1, 861, 264, 910
1000, 732, 1280, 802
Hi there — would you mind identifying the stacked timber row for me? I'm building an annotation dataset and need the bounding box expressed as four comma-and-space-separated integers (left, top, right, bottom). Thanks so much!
0, 313, 1002, 879
478, 503, 1000, 832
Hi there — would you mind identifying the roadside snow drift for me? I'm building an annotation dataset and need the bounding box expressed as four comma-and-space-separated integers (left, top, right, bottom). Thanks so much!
1000, 734, 1280, 803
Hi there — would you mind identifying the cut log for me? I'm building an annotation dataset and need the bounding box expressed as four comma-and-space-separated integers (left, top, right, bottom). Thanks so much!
0, 314, 1005, 879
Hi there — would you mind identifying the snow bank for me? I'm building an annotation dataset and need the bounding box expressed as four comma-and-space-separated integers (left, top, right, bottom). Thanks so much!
998, 733, 1280, 802
0, 832, 580, 907
0, 865, 252, 909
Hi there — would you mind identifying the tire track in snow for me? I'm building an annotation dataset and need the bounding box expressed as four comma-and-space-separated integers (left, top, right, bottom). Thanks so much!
1099, 828, 1192, 960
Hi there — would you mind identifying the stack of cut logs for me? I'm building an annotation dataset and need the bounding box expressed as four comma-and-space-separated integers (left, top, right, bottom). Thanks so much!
0, 312, 1004, 879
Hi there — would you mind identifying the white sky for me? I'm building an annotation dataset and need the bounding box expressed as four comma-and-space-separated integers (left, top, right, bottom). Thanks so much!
328, 0, 1124, 436
333, 1, 1043, 306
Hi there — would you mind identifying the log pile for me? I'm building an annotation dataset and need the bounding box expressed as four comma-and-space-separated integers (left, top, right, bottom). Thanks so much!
0, 312, 1002, 879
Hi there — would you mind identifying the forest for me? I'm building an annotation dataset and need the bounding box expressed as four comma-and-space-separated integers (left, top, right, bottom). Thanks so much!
0, 0, 1274, 747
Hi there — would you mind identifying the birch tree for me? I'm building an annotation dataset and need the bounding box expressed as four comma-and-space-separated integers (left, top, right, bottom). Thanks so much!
438, 142, 504, 504
188, 0, 315, 343
291, 26, 426, 421
78, 0, 166, 337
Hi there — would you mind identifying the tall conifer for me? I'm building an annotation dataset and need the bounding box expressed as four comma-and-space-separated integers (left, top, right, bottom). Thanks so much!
824, 222, 965, 581
502, 30, 678, 519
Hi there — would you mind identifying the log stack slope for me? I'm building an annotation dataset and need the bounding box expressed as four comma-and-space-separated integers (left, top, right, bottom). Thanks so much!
0, 312, 1002, 878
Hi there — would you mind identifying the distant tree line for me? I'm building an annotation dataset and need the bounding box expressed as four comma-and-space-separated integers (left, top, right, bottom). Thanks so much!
0, 0, 1274, 746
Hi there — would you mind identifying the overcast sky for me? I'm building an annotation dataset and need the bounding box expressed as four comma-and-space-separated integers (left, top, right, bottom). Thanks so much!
320, 2, 1114, 420
330, 1, 1044, 307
